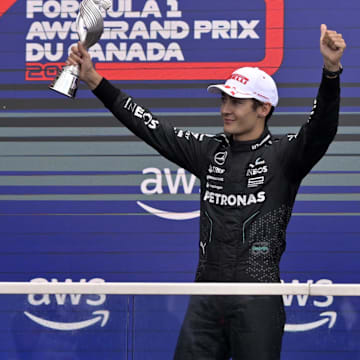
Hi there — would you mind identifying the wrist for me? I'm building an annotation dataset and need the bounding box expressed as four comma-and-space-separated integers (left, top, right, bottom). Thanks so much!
84, 69, 103, 90
323, 61, 342, 73
323, 65, 343, 79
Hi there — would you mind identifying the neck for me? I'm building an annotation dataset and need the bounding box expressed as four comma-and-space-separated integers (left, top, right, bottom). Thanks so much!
232, 125, 266, 142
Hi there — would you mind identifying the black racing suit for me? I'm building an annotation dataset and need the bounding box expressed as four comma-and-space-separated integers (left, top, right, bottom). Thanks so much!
93, 72, 340, 359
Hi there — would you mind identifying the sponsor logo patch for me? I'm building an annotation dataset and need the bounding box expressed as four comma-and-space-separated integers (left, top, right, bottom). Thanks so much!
124, 97, 159, 129
214, 151, 228, 166
251, 241, 269, 254
246, 157, 268, 187
203, 190, 265, 207
208, 165, 225, 175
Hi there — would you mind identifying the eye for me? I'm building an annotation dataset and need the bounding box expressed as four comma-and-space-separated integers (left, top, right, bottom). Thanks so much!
233, 98, 245, 105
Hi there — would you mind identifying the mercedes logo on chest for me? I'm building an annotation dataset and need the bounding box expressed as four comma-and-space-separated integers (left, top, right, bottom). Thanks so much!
214, 151, 228, 165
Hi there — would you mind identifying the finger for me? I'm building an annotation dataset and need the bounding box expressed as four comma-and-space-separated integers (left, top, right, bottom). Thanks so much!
323, 34, 345, 50
327, 36, 346, 49
322, 32, 333, 46
68, 52, 83, 64
320, 24, 327, 40
322, 31, 343, 45
332, 40, 346, 50
322, 35, 334, 49
66, 59, 76, 66
77, 41, 88, 57
66, 56, 80, 66
325, 30, 338, 35
327, 34, 343, 42
69, 45, 82, 59
327, 40, 340, 51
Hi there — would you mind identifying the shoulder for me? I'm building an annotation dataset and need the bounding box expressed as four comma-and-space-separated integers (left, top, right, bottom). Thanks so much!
174, 128, 218, 143
271, 133, 299, 146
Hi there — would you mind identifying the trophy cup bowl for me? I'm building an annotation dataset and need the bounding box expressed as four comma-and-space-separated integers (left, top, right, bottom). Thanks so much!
49, 0, 111, 98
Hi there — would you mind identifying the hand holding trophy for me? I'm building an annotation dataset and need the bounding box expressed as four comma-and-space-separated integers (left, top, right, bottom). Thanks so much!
49, 0, 111, 98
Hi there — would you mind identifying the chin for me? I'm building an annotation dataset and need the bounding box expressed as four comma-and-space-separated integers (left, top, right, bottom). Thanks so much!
223, 125, 234, 133
224, 126, 240, 136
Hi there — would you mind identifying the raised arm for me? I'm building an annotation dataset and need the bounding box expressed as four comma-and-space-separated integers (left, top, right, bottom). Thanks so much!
278, 24, 346, 182
66, 42, 210, 177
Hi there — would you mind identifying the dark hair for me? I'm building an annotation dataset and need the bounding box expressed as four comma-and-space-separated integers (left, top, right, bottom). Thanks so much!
251, 99, 274, 124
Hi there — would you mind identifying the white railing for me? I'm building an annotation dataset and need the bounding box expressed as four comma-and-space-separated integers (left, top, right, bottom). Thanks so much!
0, 282, 359, 296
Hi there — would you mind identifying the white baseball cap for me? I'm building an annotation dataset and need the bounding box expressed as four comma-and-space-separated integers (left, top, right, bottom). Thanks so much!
207, 67, 279, 107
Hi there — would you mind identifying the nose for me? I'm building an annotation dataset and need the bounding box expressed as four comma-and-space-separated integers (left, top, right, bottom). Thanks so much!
221, 98, 232, 116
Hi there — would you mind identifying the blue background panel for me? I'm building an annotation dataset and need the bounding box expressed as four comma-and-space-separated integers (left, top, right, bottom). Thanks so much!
0, 0, 360, 358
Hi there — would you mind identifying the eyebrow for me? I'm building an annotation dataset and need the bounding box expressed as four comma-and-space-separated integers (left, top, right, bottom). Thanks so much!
221, 95, 245, 103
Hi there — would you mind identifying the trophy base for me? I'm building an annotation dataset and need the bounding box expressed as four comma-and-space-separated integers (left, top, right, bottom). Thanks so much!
49, 65, 79, 99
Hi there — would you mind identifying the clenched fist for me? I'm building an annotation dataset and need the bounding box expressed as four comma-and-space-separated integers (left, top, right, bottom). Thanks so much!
320, 24, 346, 72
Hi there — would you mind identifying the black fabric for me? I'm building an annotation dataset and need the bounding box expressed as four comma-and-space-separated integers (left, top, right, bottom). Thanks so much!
93, 77, 120, 109
174, 295, 285, 360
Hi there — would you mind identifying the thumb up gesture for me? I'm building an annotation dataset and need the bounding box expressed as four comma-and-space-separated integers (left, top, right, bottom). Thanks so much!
320, 24, 346, 72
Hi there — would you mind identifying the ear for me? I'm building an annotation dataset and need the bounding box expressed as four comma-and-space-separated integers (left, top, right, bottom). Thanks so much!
257, 102, 272, 118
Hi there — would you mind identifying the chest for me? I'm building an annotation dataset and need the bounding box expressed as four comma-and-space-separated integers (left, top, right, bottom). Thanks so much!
203, 148, 277, 194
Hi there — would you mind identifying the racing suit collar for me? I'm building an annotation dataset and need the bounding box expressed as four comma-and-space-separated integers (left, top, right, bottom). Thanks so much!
230, 127, 272, 152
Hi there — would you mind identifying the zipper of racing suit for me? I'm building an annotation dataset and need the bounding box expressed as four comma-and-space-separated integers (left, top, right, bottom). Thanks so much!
204, 211, 213, 243
200, 211, 213, 256
242, 211, 260, 244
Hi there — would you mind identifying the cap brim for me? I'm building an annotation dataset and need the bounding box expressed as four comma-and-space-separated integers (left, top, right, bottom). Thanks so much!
207, 84, 253, 99
207, 84, 277, 106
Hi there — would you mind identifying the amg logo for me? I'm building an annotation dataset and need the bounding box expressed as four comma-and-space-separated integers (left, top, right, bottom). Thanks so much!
203, 190, 265, 207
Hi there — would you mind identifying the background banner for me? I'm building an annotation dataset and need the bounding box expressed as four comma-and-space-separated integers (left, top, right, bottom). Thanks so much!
0, 0, 359, 359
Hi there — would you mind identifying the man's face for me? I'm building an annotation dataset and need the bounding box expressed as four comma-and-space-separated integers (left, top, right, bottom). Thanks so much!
220, 93, 267, 141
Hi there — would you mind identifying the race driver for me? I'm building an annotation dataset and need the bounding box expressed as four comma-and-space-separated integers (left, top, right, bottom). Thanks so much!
66, 24, 346, 359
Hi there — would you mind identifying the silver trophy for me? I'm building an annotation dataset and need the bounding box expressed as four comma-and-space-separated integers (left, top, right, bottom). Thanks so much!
49, 0, 111, 98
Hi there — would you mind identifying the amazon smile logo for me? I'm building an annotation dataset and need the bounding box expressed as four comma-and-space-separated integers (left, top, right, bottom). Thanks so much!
285, 311, 336, 332
282, 279, 337, 332
138, 167, 200, 220
24, 310, 109, 331
25, 278, 109, 331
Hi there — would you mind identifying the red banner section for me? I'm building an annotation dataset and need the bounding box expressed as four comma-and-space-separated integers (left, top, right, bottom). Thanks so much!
0, 0, 17, 18
25, 62, 66, 81
95, 0, 284, 80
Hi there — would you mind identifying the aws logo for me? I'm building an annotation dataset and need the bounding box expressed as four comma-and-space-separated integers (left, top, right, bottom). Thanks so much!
282, 279, 337, 332
25, 278, 109, 331
137, 167, 199, 220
